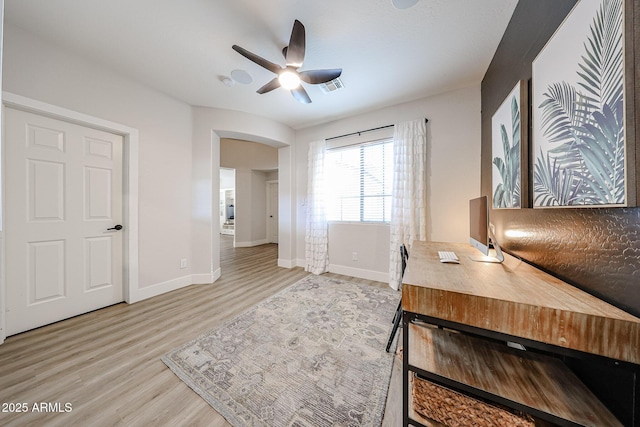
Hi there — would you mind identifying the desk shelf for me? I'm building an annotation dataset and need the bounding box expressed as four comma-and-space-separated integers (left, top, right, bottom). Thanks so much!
401, 241, 639, 427
406, 323, 622, 426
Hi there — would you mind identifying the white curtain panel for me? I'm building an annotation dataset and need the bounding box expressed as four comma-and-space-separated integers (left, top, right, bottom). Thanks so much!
305, 139, 329, 275
389, 119, 428, 290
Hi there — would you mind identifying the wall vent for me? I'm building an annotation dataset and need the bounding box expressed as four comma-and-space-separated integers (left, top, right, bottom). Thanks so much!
320, 77, 344, 94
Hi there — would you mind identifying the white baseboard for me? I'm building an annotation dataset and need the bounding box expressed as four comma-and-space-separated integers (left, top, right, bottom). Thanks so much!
278, 258, 295, 268
129, 272, 215, 303
212, 267, 222, 283
328, 264, 389, 283
234, 239, 268, 248
291, 259, 387, 283
191, 273, 215, 285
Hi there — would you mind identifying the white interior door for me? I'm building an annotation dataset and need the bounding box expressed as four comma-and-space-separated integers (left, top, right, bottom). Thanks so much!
267, 181, 278, 244
5, 107, 124, 335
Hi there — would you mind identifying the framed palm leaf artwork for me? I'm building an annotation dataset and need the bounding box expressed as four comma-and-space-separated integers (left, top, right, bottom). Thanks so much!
492, 81, 527, 209
532, 0, 626, 207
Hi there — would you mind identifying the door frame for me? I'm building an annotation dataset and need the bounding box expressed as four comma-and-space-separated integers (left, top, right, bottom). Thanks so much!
1, 92, 139, 343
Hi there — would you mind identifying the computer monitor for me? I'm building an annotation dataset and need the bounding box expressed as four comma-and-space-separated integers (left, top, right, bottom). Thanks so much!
469, 196, 504, 263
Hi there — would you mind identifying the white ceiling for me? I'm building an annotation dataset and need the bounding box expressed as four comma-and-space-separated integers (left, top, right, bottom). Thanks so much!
4, 0, 518, 130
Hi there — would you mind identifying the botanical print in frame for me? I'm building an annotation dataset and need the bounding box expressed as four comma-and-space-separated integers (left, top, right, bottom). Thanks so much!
492, 81, 523, 209
532, 0, 625, 208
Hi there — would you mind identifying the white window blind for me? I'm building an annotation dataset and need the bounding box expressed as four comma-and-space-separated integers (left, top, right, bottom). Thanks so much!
325, 138, 393, 222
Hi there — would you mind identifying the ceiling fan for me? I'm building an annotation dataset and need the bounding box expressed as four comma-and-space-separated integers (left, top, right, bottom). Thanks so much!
232, 20, 342, 104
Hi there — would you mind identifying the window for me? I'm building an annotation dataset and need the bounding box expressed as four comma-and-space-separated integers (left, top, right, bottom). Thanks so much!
325, 138, 393, 222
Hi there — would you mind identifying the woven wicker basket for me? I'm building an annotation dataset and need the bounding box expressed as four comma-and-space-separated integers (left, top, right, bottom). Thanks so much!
411, 374, 535, 427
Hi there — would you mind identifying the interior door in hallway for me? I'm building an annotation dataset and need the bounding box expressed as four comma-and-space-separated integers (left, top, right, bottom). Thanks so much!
4, 107, 124, 335
267, 181, 278, 244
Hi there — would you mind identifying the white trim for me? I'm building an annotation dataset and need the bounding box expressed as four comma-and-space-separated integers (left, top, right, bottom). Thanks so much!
132, 275, 192, 302
191, 273, 216, 285
1, 92, 140, 340
212, 267, 221, 283
328, 264, 389, 283
278, 258, 295, 269
290, 257, 388, 282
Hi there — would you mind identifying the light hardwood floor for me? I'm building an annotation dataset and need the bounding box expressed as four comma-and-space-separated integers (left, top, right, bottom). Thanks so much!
0, 236, 402, 426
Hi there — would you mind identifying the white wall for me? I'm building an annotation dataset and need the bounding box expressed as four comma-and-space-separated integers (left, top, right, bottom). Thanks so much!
234, 169, 252, 244
251, 171, 268, 243
232, 169, 269, 246
294, 85, 482, 281
328, 223, 391, 282
277, 145, 295, 268
2, 24, 205, 302
191, 111, 217, 282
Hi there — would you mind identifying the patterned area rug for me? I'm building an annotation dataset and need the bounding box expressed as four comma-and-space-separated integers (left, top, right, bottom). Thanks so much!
162, 275, 400, 427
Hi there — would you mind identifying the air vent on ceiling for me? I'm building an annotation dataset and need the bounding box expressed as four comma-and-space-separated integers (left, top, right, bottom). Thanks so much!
320, 77, 344, 94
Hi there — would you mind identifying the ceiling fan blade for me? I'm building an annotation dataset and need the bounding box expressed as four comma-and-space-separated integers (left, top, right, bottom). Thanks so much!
232, 45, 281, 74
285, 20, 305, 68
299, 69, 342, 85
291, 86, 311, 104
257, 77, 281, 94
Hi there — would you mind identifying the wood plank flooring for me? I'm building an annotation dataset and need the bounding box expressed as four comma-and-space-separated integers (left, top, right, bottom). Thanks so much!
0, 236, 402, 426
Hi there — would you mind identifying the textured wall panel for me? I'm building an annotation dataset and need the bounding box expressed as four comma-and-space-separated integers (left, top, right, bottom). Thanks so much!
492, 208, 640, 315
481, 0, 640, 318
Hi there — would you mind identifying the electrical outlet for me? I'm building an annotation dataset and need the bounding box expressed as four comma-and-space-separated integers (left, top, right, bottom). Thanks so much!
180, 258, 188, 269
352, 252, 358, 261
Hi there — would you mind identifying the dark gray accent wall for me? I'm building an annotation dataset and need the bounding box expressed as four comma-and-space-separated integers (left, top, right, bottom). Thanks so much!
481, 0, 640, 317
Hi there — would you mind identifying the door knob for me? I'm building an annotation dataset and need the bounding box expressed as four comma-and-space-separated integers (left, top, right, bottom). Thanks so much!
107, 224, 123, 231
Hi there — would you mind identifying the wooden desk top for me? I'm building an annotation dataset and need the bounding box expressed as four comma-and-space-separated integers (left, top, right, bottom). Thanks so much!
402, 241, 640, 364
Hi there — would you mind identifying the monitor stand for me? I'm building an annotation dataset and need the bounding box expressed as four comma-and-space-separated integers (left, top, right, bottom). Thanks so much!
469, 223, 504, 263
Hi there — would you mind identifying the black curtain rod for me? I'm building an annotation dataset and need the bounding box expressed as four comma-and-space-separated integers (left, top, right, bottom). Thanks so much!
325, 118, 428, 141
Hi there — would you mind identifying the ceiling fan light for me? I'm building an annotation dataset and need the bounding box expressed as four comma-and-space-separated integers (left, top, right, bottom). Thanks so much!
278, 71, 301, 90
392, 0, 419, 9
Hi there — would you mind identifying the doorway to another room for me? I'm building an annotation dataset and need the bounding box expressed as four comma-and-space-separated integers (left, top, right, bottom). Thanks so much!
220, 168, 236, 238
220, 138, 279, 248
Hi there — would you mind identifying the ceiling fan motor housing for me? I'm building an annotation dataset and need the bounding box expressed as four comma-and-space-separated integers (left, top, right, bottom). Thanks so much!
232, 20, 343, 104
